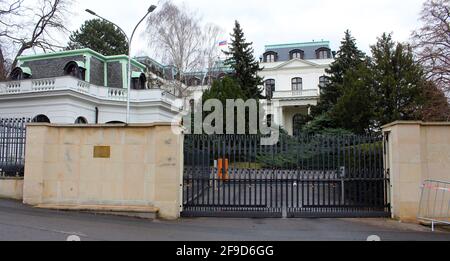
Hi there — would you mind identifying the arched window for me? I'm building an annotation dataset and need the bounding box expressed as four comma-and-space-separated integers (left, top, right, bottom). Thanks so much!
265, 79, 276, 99
132, 72, 147, 90
315, 47, 331, 59
32, 114, 50, 123
291, 77, 303, 91
9, 67, 32, 81
75, 117, 88, 124
319, 75, 329, 90
289, 49, 304, 60
263, 51, 278, 63
64, 61, 86, 80
293, 114, 307, 136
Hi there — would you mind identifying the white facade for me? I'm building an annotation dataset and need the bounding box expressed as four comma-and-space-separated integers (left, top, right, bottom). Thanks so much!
0, 76, 181, 124
259, 58, 333, 135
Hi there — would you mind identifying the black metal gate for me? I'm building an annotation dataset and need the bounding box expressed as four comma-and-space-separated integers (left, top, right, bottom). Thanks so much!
0, 118, 29, 177
181, 133, 390, 218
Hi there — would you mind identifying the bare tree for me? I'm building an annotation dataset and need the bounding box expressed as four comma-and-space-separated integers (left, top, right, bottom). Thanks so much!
146, 0, 221, 98
420, 80, 450, 121
0, 0, 23, 80
202, 23, 223, 85
0, 0, 71, 71
0, 0, 23, 36
412, 0, 450, 94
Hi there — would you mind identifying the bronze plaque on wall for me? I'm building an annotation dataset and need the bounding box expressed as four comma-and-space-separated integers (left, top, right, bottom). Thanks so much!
93, 146, 111, 158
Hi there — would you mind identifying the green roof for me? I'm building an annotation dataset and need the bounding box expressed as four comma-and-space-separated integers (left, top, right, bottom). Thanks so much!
265, 41, 330, 50
18, 48, 146, 70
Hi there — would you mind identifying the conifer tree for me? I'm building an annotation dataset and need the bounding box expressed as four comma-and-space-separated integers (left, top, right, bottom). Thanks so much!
312, 30, 366, 116
223, 21, 263, 99
369, 33, 425, 127
67, 19, 129, 56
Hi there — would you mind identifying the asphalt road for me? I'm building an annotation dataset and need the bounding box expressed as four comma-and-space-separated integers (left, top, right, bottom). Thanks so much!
0, 199, 448, 241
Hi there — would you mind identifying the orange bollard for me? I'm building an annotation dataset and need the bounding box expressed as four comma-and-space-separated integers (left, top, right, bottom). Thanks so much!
224, 158, 229, 181
217, 159, 223, 180
217, 158, 229, 181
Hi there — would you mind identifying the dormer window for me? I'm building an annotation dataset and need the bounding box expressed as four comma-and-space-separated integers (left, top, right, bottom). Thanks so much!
316, 47, 331, 59
263, 51, 278, 63
289, 49, 304, 60
131, 72, 147, 90
64, 61, 86, 80
9, 67, 32, 80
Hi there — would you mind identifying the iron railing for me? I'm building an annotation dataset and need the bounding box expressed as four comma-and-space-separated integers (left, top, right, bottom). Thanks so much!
182, 134, 391, 218
0, 118, 30, 177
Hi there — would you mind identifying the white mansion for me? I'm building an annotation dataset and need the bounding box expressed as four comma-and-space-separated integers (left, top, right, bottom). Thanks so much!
0, 49, 181, 124
0, 41, 333, 135
184, 40, 334, 135
259, 41, 334, 135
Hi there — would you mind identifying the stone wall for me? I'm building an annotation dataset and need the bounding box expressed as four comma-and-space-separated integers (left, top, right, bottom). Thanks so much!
0, 178, 24, 200
382, 121, 450, 222
23, 123, 183, 219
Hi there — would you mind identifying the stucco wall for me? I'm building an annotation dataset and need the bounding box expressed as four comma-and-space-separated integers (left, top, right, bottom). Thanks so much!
258, 63, 328, 94
0, 178, 24, 200
23, 123, 183, 219
383, 121, 450, 222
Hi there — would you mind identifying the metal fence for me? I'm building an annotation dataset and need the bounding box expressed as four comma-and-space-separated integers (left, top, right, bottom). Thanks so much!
0, 118, 30, 177
418, 180, 450, 231
182, 134, 390, 218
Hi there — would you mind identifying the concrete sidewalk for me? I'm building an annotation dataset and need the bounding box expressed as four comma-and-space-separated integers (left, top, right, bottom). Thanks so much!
0, 199, 448, 241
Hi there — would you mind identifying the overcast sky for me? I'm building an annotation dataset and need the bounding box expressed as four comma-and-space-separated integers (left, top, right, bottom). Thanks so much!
69, 0, 425, 61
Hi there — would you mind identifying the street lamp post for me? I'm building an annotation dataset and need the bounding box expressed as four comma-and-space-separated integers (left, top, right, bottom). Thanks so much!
86, 5, 157, 124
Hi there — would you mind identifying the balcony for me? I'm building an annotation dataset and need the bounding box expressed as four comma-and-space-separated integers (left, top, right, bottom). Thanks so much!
0, 76, 178, 105
272, 89, 319, 100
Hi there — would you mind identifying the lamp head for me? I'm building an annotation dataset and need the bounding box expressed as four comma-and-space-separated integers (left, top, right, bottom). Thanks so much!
148, 5, 157, 13
85, 9, 97, 16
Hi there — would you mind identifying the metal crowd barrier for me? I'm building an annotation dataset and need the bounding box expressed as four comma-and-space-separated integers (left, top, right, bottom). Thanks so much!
418, 180, 450, 231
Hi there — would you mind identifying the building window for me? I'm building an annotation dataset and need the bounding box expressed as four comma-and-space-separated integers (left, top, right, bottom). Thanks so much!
75, 117, 88, 124
263, 51, 277, 63
291, 77, 303, 91
293, 114, 307, 136
132, 73, 147, 90
64, 61, 85, 80
265, 79, 275, 99
32, 114, 50, 123
189, 77, 202, 86
267, 114, 273, 128
319, 76, 329, 89
9, 67, 31, 81
316, 48, 331, 59
290, 49, 304, 60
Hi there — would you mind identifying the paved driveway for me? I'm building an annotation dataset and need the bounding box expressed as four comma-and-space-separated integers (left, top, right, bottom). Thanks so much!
0, 199, 448, 241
